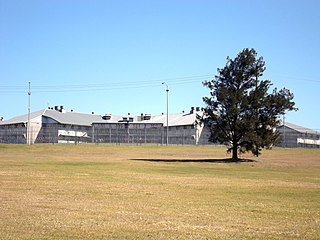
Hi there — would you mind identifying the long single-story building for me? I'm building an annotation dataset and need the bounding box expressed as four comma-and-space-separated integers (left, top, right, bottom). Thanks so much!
1, 106, 318, 148
0, 106, 209, 145
276, 122, 320, 148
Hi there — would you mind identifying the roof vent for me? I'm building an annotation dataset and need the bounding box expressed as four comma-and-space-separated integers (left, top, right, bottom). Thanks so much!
120, 116, 134, 122
143, 114, 151, 120
102, 113, 112, 120
60, 106, 66, 113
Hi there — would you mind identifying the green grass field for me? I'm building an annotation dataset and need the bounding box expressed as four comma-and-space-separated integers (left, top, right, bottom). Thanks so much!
0, 144, 319, 239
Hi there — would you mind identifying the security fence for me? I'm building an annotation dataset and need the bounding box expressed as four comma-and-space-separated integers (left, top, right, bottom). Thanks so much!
92, 123, 164, 144
0, 124, 26, 144
0, 123, 165, 145
0, 123, 319, 148
0, 129, 26, 144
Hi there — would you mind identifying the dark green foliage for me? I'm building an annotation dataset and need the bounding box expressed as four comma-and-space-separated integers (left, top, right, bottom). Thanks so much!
202, 48, 297, 160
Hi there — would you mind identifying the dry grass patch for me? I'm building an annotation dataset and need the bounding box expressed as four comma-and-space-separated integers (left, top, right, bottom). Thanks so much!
0, 144, 319, 239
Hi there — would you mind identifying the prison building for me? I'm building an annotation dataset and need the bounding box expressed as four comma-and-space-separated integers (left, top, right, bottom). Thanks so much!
277, 122, 320, 148
0, 107, 101, 144
0, 106, 208, 145
3, 107, 317, 147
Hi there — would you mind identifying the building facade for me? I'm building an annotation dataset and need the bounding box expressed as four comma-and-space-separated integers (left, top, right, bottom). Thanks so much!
0, 107, 209, 145
276, 122, 320, 148
2, 107, 317, 148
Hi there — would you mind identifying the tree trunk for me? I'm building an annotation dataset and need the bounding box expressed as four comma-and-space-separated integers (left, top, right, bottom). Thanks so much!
232, 143, 239, 161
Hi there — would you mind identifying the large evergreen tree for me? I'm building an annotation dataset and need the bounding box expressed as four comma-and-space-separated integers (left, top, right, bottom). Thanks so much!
202, 48, 297, 161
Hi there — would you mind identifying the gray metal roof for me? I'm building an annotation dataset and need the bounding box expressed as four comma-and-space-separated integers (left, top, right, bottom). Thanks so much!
145, 111, 202, 126
43, 109, 104, 126
0, 108, 202, 127
281, 122, 319, 135
0, 109, 104, 126
0, 109, 46, 125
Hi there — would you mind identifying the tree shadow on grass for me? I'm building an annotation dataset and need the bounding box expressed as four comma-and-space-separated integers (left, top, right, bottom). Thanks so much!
130, 158, 257, 164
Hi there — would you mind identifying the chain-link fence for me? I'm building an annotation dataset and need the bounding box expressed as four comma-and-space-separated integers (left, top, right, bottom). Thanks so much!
0, 123, 165, 145
92, 123, 164, 144
0, 123, 319, 148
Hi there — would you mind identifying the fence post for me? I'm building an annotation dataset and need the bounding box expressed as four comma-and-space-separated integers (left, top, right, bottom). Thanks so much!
92, 125, 95, 143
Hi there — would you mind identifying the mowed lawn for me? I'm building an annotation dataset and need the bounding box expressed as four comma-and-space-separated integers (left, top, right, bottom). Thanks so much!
0, 145, 319, 240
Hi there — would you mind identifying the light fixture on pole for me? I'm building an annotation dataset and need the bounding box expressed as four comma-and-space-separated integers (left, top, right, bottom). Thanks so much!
162, 82, 169, 145
27, 81, 31, 145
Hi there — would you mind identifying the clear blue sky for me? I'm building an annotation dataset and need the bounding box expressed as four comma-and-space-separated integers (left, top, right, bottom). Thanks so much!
1, 0, 319, 130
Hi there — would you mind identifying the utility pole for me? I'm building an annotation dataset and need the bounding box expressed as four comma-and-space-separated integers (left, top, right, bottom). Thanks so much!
162, 82, 169, 145
27, 81, 31, 145
283, 114, 286, 148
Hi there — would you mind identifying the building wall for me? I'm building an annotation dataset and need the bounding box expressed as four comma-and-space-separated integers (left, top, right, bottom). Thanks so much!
197, 124, 212, 145
277, 126, 298, 148
0, 123, 26, 144
93, 123, 164, 144
167, 125, 195, 145
35, 123, 92, 144
0, 120, 217, 146
29, 122, 42, 144
277, 126, 320, 148
166, 124, 212, 145
8, 111, 320, 148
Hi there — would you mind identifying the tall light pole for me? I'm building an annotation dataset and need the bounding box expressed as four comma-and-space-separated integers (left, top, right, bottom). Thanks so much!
162, 82, 169, 145
27, 81, 31, 145
283, 114, 286, 148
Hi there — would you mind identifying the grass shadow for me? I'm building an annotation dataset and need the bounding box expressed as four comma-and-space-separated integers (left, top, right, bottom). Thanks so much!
130, 158, 257, 163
